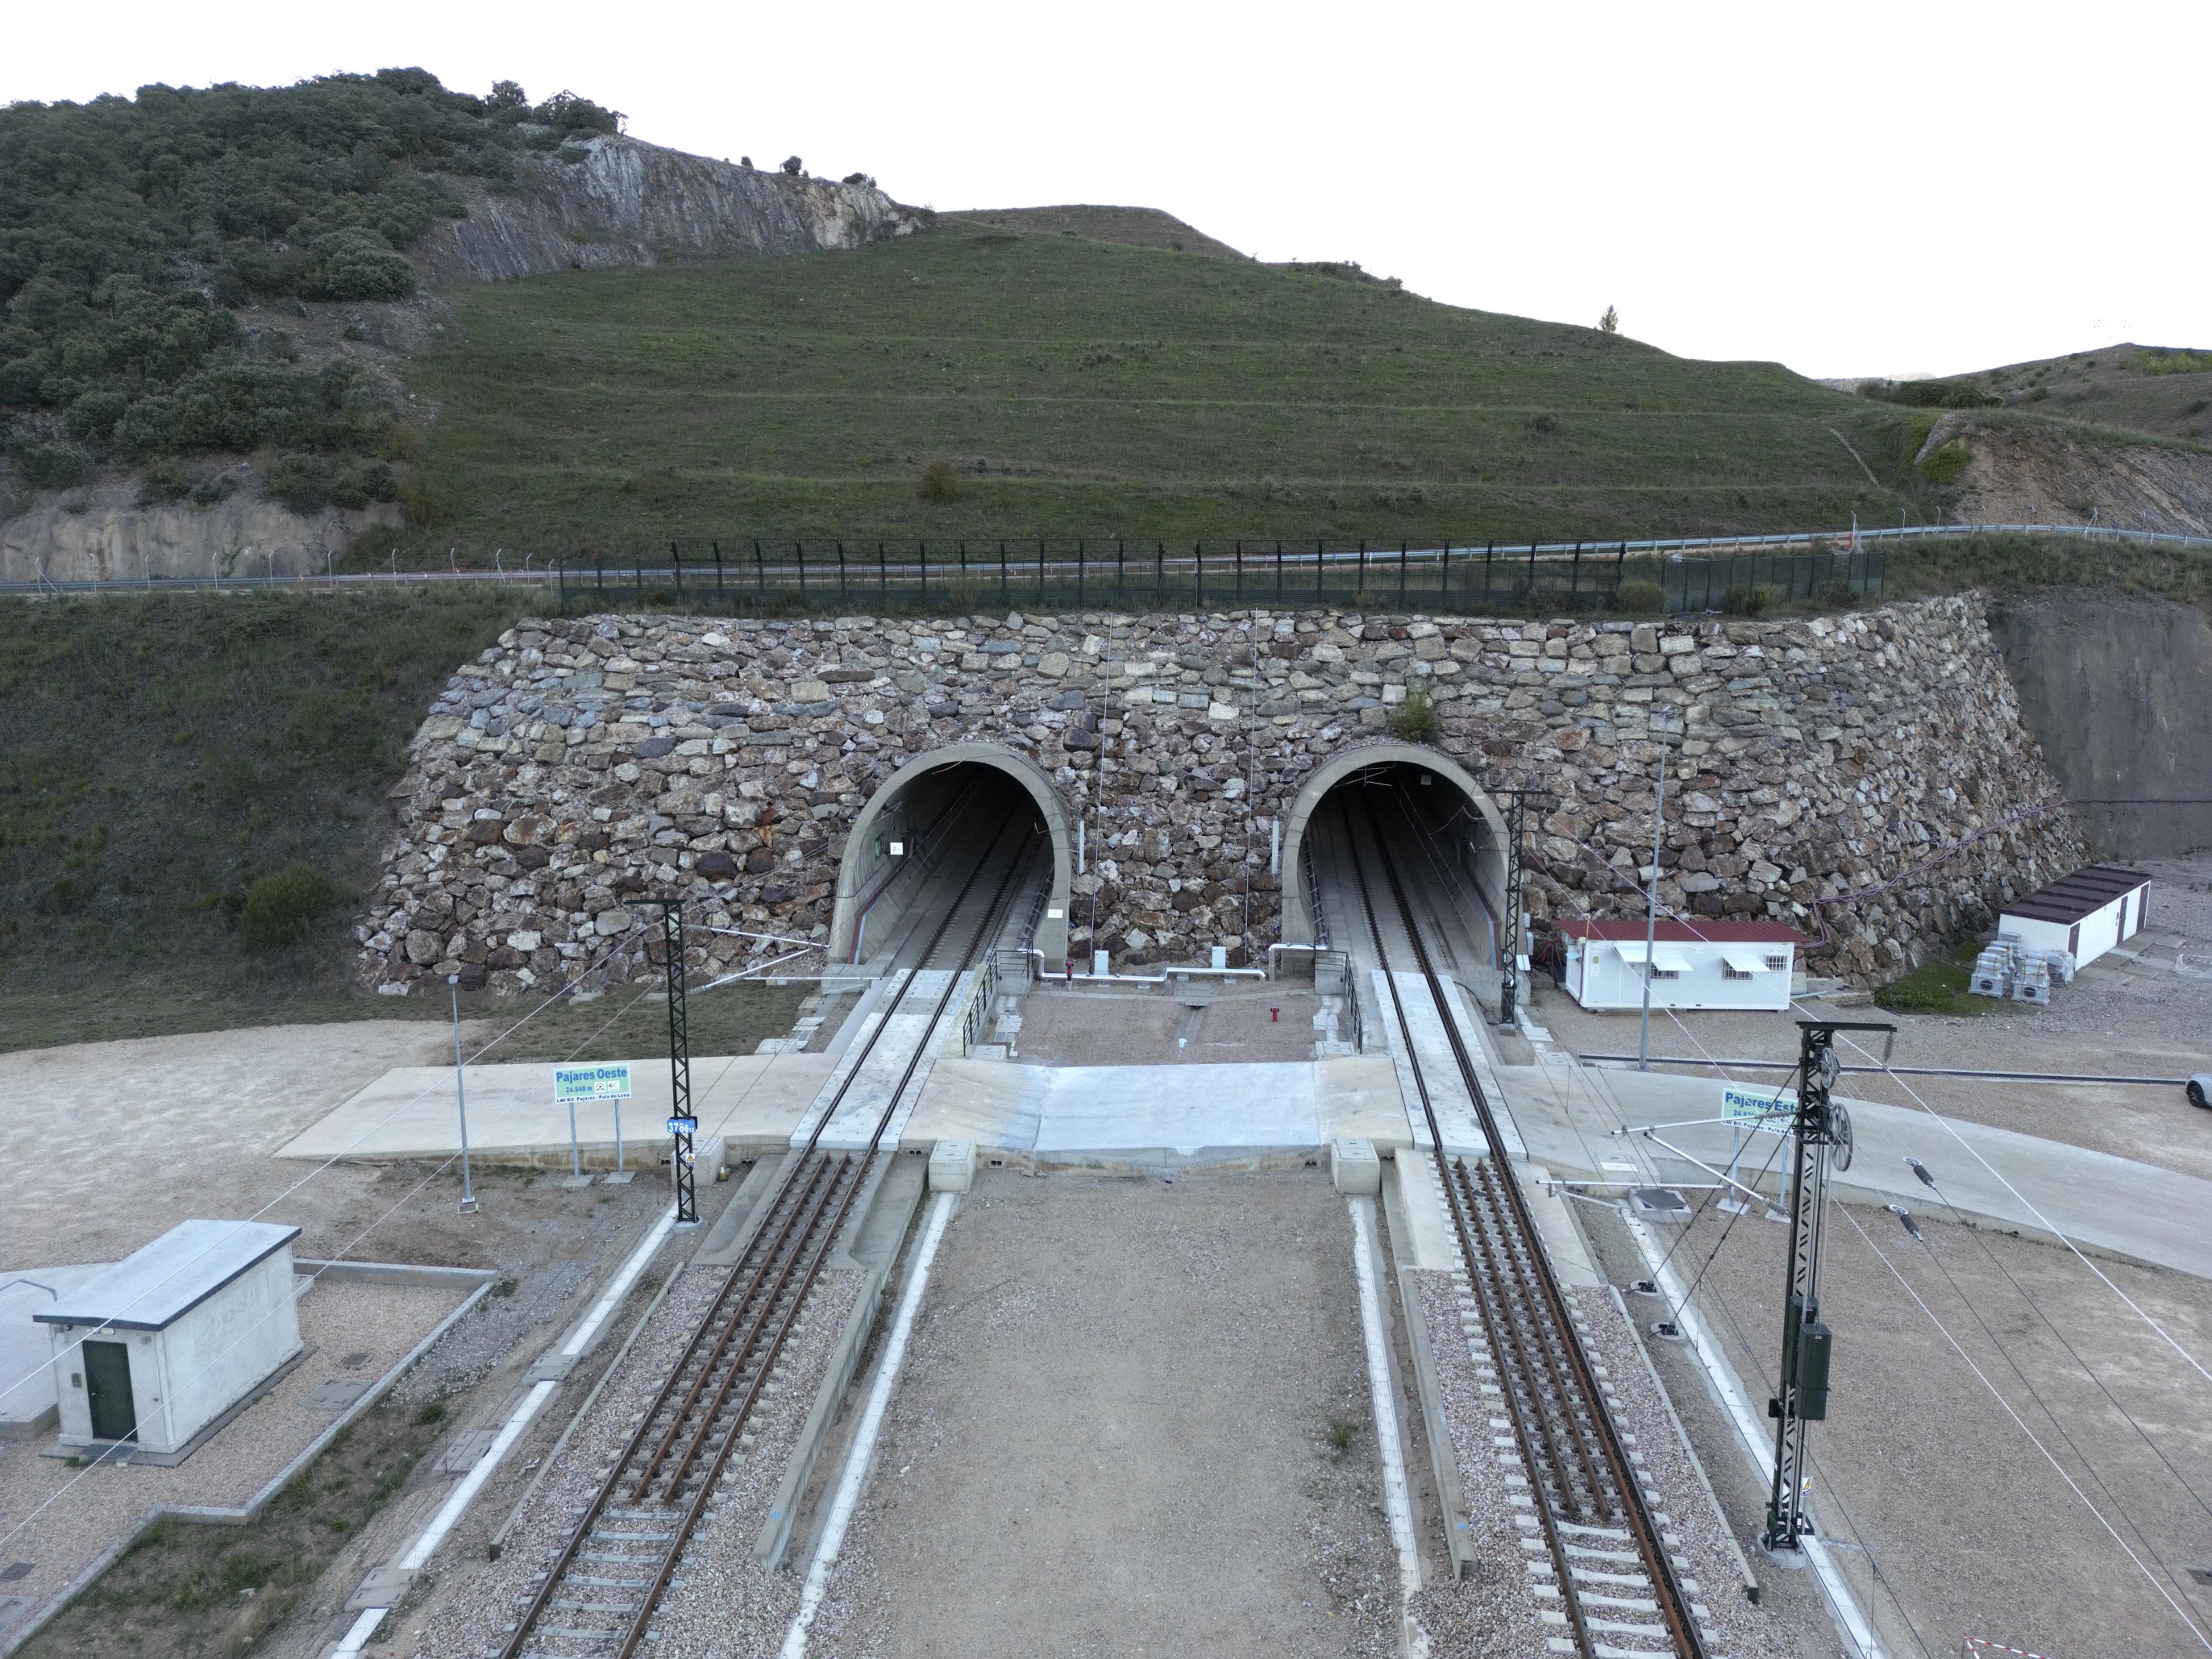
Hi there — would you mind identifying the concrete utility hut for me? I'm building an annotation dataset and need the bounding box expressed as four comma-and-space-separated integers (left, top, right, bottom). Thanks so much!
37, 1220, 302, 1454
1556, 917, 1802, 1011
1997, 863, 2153, 970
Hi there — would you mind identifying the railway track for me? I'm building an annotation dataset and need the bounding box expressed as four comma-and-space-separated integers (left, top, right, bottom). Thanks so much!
498, 808, 1042, 1659
1335, 791, 1707, 1659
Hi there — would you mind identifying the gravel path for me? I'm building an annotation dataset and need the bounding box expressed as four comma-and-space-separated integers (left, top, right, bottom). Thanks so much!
800, 1171, 1397, 1659
406, 1262, 864, 1659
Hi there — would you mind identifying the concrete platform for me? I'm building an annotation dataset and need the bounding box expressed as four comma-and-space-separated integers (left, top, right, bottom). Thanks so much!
1497, 1058, 2212, 1281
275, 1052, 838, 1166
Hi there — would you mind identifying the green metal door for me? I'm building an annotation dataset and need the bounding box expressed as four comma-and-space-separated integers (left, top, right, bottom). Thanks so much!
84, 1340, 136, 1442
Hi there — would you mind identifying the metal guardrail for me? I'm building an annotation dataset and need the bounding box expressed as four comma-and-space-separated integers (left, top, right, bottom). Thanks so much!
4, 522, 2204, 601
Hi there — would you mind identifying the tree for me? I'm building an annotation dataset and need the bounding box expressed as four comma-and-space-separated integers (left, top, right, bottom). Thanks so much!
1599, 305, 1620, 335
781, 155, 803, 175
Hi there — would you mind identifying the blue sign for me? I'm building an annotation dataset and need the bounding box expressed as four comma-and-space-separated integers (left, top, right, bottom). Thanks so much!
667, 1116, 698, 1136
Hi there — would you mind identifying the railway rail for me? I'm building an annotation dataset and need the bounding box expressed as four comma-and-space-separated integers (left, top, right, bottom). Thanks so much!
497, 809, 1042, 1659
1335, 789, 1708, 1659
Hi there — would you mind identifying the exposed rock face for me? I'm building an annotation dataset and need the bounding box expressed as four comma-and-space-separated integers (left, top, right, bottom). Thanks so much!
0, 478, 401, 583
360, 597, 2082, 996
1988, 592, 2212, 858
1933, 413, 2212, 536
417, 138, 927, 285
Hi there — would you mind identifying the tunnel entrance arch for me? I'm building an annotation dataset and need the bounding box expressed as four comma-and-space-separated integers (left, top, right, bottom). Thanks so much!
1278, 743, 1510, 950
830, 744, 1075, 971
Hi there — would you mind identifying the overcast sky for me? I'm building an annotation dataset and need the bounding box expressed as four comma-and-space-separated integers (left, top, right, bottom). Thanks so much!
7, 1, 2203, 380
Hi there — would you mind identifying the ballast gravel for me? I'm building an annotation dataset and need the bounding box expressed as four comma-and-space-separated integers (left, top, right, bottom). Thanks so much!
1405, 1266, 1550, 1659
406, 1262, 865, 1659
1567, 1282, 1791, 1659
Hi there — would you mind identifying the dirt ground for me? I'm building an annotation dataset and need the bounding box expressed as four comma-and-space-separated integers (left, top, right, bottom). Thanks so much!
803, 1170, 1400, 1658
1536, 854, 2212, 1183
1581, 1195, 2212, 1658
1010, 988, 1322, 1066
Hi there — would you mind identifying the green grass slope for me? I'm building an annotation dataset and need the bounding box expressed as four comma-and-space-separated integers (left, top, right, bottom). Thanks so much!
394, 227, 1931, 557
1860, 343, 2212, 445
0, 589, 526, 1044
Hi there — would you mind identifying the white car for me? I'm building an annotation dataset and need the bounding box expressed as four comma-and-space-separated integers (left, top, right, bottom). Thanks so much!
2189, 1074, 2211, 1110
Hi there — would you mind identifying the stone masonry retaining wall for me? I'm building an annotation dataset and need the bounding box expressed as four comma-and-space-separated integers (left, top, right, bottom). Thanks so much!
359, 596, 2085, 995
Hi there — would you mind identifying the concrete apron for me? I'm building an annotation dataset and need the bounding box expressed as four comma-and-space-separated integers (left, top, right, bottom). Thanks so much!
1517, 1057, 2212, 1283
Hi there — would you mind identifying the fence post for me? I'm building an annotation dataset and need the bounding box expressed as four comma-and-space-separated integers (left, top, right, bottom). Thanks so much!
753, 538, 765, 600
1156, 541, 1166, 604
1357, 538, 1366, 598
1316, 538, 1324, 604
672, 541, 682, 594
1441, 541, 1450, 610
634, 553, 642, 596
558, 558, 566, 605
1570, 541, 1581, 603
796, 543, 806, 606
920, 541, 928, 606
1195, 542, 1204, 609
713, 539, 725, 593
1484, 540, 1494, 605
1078, 539, 1085, 607
1275, 540, 1283, 602
1037, 538, 1046, 604
1235, 539, 1242, 602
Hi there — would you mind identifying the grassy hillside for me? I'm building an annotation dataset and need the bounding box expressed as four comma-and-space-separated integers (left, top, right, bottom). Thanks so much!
390, 227, 1933, 559
0, 588, 526, 1043
1857, 343, 2212, 445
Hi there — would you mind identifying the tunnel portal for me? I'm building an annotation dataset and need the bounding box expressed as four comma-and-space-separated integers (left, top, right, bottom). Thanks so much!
829, 746, 1075, 971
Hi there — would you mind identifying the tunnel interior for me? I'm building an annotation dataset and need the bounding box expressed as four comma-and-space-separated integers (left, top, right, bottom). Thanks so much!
831, 755, 1069, 971
1299, 759, 1505, 989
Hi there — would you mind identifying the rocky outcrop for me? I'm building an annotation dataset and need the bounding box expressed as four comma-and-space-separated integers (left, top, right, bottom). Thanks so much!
358, 597, 2082, 996
1932, 414, 2212, 536
0, 476, 401, 584
1988, 592, 2212, 858
416, 139, 927, 285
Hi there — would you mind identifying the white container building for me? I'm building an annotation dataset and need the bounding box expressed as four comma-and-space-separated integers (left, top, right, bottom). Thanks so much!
1557, 918, 1805, 1012
1996, 864, 2152, 971
36, 1220, 301, 1454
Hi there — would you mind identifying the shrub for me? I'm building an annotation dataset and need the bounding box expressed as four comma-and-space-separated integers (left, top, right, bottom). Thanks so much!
236, 863, 344, 950
268, 454, 398, 513
1860, 378, 2000, 410
311, 230, 418, 302
6, 439, 93, 490
1723, 584, 1773, 616
917, 458, 960, 503
1918, 442, 1972, 485
1611, 579, 1665, 613
781, 156, 804, 175
1388, 686, 1440, 742
138, 458, 193, 504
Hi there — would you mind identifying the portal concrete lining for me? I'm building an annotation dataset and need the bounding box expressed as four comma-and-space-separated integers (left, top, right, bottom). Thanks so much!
828, 743, 1073, 971
1278, 744, 1508, 947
